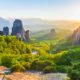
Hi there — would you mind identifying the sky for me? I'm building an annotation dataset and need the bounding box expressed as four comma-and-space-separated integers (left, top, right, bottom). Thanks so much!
0, 0, 80, 20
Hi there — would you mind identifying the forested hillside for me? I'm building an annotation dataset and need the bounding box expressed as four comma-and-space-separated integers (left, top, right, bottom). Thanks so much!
0, 35, 80, 80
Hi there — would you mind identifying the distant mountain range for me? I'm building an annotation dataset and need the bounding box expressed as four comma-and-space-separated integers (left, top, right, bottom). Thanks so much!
0, 17, 9, 30
0, 17, 80, 32
1, 18, 54, 32
21, 19, 80, 32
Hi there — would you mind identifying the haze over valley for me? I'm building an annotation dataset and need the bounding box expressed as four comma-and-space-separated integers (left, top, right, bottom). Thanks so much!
1, 0, 80, 80
0, 17, 80, 33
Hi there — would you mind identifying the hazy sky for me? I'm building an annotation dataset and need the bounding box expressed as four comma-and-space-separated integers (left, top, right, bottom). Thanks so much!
0, 0, 80, 20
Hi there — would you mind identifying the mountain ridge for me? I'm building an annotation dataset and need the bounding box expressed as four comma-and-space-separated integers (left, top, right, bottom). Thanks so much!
0, 17, 80, 32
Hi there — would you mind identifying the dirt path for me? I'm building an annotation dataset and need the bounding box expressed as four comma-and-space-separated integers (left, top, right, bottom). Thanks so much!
41, 73, 67, 80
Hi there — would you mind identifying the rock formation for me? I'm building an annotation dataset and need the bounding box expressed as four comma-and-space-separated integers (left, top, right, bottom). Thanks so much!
0, 31, 3, 35
3, 27, 9, 36
71, 26, 80, 45
6, 72, 41, 80
11, 19, 30, 42
25, 30, 30, 42
47, 29, 56, 39
50, 29, 56, 35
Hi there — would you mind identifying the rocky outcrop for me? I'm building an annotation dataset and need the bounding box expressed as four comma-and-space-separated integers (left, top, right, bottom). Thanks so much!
3, 27, 9, 36
50, 29, 56, 36
71, 26, 80, 45
25, 30, 30, 42
11, 19, 30, 42
0, 31, 3, 35
12, 19, 24, 35
47, 29, 56, 39
5, 72, 41, 80
0, 19, 30, 42
0, 27, 9, 36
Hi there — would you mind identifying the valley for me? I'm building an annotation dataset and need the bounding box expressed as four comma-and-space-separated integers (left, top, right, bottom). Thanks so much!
0, 18, 80, 80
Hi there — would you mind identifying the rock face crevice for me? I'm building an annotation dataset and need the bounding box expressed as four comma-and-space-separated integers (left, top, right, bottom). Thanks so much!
11, 19, 30, 42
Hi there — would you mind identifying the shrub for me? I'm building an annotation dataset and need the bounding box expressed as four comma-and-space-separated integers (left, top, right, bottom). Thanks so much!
43, 65, 56, 73
11, 63, 25, 72
1, 55, 13, 67
57, 53, 72, 66
68, 69, 80, 80
56, 66, 70, 73
68, 63, 80, 80
31, 60, 44, 70
73, 62, 80, 71
31, 60, 56, 71
21, 62, 31, 70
